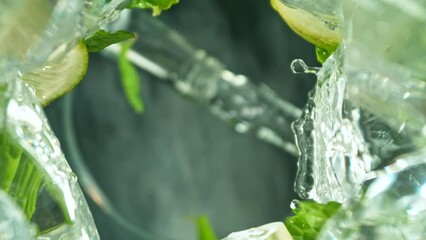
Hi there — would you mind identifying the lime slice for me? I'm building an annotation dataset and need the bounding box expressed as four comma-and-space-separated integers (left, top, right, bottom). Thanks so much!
270, 0, 341, 52
22, 42, 88, 106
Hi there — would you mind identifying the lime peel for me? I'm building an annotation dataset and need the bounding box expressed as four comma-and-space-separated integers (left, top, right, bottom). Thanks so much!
271, 0, 341, 54
22, 42, 88, 106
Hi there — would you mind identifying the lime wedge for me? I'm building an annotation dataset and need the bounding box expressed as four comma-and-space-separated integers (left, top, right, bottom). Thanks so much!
22, 42, 88, 106
271, 0, 341, 52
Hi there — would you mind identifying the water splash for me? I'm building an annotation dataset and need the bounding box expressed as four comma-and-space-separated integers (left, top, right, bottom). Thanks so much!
292, 44, 418, 204
291, 59, 320, 74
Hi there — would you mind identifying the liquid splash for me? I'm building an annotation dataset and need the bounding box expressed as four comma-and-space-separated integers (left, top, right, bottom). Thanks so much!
290, 59, 320, 74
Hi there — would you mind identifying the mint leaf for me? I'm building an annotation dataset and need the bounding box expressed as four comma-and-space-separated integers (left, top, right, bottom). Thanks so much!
0, 131, 72, 229
285, 201, 341, 240
128, 0, 179, 15
315, 46, 335, 64
85, 30, 135, 52
0, 131, 41, 220
118, 40, 145, 114
196, 216, 217, 240
0, 132, 22, 192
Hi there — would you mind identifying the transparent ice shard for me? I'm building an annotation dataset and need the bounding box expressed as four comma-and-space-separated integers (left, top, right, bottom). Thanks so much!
0, 190, 36, 240
317, 150, 426, 240
0, 0, 83, 72
293, 0, 426, 204
222, 222, 292, 240
0, 73, 99, 239
293, 49, 416, 203
0, 0, 126, 74
82, 0, 126, 36
293, 48, 375, 203
343, 0, 426, 137
343, 0, 426, 78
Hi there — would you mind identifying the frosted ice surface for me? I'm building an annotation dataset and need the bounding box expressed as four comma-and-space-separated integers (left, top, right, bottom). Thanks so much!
223, 222, 292, 240
318, 151, 426, 239
0, 74, 99, 240
0, 190, 36, 240
293, 0, 426, 204
293, 48, 375, 203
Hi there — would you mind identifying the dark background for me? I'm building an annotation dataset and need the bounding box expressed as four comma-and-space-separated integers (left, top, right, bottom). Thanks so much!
46, 0, 317, 239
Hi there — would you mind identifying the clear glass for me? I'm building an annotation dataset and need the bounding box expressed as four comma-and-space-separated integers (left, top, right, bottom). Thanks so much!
4, 0, 425, 238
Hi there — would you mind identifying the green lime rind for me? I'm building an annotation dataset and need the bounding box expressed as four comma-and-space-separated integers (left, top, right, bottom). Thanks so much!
271, 0, 341, 63
22, 42, 89, 107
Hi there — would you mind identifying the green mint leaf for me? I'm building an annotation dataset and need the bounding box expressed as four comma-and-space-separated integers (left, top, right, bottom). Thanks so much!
285, 201, 341, 240
315, 46, 336, 64
0, 131, 72, 229
196, 216, 217, 240
118, 40, 145, 114
85, 30, 135, 52
128, 0, 179, 16
0, 131, 41, 221
127, 0, 153, 9
0, 132, 23, 192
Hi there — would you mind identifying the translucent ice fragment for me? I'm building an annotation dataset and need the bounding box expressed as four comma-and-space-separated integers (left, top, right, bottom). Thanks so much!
292, 48, 415, 203
0, 73, 99, 239
82, 0, 127, 36
343, 0, 426, 78
293, 48, 371, 203
223, 222, 293, 240
318, 150, 426, 240
0, 190, 36, 240
293, 0, 426, 204
0, 0, 83, 71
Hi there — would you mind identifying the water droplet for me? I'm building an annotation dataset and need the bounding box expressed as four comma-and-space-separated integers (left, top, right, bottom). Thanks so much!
290, 199, 300, 210
291, 59, 320, 74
